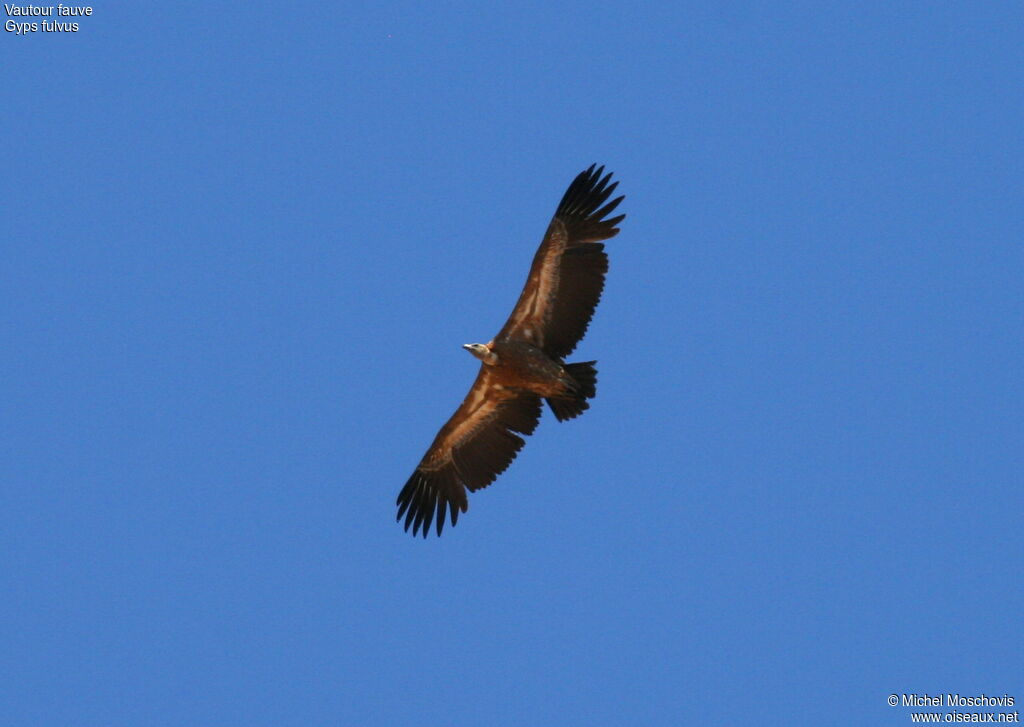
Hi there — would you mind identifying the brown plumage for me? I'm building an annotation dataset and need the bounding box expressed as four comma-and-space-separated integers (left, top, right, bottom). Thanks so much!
396, 165, 625, 537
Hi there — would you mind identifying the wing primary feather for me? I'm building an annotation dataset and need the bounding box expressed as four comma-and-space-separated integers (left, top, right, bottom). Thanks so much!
557, 166, 621, 222
396, 489, 411, 520
408, 493, 423, 535
435, 496, 448, 536
593, 195, 623, 221
421, 486, 436, 537
558, 164, 599, 215
396, 472, 417, 524
412, 488, 429, 537
588, 171, 611, 203
403, 491, 418, 532
450, 501, 460, 526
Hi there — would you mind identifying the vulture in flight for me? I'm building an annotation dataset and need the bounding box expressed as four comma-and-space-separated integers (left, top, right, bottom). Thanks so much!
396, 164, 626, 537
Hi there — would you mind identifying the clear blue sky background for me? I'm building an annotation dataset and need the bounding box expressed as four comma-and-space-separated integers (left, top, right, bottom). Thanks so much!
3, 3, 1021, 725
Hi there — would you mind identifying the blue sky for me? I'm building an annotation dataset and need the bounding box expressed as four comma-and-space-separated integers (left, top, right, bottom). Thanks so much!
2, 3, 1021, 725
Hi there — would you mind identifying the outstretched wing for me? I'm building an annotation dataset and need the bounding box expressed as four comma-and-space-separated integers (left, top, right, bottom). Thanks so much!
396, 366, 542, 537
496, 164, 625, 359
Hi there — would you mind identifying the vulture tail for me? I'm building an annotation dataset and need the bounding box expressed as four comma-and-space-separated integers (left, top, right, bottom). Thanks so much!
546, 361, 597, 422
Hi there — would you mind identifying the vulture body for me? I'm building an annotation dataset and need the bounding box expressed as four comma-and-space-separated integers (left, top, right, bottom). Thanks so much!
396, 165, 625, 537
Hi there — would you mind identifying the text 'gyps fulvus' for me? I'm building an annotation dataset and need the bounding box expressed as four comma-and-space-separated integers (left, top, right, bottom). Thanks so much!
397, 165, 625, 537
